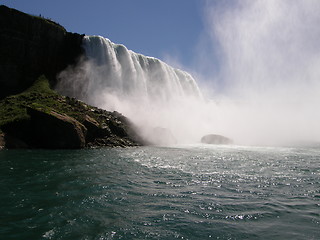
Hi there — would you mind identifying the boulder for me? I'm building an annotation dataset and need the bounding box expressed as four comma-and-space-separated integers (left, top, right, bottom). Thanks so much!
82, 114, 110, 142
2, 107, 87, 149
0, 132, 5, 149
201, 134, 233, 145
27, 107, 87, 148
83, 115, 99, 133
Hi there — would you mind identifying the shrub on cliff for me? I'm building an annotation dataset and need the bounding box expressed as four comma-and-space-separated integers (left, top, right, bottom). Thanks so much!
0, 76, 142, 149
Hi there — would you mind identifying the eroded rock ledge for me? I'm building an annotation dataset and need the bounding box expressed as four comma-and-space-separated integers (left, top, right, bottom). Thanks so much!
0, 6, 145, 149
0, 76, 143, 149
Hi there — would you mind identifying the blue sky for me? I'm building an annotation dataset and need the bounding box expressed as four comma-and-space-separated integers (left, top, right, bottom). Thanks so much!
2, 0, 209, 70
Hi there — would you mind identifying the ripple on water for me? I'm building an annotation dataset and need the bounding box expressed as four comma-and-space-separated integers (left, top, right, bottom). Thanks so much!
0, 146, 319, 239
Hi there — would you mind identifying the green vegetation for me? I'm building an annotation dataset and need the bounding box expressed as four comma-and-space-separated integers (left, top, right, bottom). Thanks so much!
0, 75, 56, 126
0, 75, 141, 148
0, 75, 90, 127
0, 75, 131, 134
0, 6, 139, 148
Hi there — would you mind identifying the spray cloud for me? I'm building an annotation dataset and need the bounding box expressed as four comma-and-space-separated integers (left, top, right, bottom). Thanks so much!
185, 0, 320, 145
57, 36, 208, 145
57, 0, 320, 146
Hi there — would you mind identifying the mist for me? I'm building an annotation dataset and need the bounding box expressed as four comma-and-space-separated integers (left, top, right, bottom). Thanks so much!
56, 36, 208, 145
182, 0, 320, 146
57, 0, 320, 146
161, 0, 320, 146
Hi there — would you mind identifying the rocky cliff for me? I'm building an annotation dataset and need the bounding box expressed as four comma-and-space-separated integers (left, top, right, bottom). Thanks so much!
0, 5, 84, 99
0, 6, 143, 149
0, 75, 143, 149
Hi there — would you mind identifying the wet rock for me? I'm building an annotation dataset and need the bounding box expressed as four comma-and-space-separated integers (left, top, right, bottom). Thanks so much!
27, 107, 87, 148
0, 132, 5, 149
83, 114, 110, 142
2, 107, 87, 149
201, 134, 233, 145
83, 115, 100, 140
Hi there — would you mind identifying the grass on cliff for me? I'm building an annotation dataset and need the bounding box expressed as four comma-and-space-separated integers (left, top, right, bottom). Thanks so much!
0, 75, 140, 147
0, 75, 57, 126
0, 75, 110, 130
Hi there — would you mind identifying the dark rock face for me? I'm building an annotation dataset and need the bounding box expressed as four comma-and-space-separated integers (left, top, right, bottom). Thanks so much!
0, 132, 4, 149
0, 88, 143, 149
27, 108, 87, 149
82, 115, 102, 142
0, 6, 144, 149
201, 134, 233, 145
2, 107, 87, 149
0, 5, 84, 98
82, 110, 143, 148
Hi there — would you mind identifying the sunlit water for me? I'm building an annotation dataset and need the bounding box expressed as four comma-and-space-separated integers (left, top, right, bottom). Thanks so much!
0, 145, 319, 239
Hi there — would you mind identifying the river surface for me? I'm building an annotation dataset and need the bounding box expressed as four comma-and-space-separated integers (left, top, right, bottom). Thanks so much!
0, 145, 319, 239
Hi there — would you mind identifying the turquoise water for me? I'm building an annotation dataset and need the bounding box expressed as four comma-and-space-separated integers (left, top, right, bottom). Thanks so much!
0, 145, 319, 239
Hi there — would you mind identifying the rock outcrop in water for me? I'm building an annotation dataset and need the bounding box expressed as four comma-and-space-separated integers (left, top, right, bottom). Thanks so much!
201, 134, 233, 145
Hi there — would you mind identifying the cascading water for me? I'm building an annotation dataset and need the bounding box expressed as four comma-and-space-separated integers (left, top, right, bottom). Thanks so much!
56, 1, 320, 147
57, 35, 209, 145
81, 36, 202, 104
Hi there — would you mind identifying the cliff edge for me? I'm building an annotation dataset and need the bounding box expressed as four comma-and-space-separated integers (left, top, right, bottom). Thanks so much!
0, 6, 143, 149
0, 5, 84, 99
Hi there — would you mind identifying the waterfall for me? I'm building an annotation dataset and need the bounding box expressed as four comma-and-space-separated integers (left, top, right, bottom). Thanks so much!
57, 35, 206, 145
81, 36, 202, 104
56, 1, 320, 147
